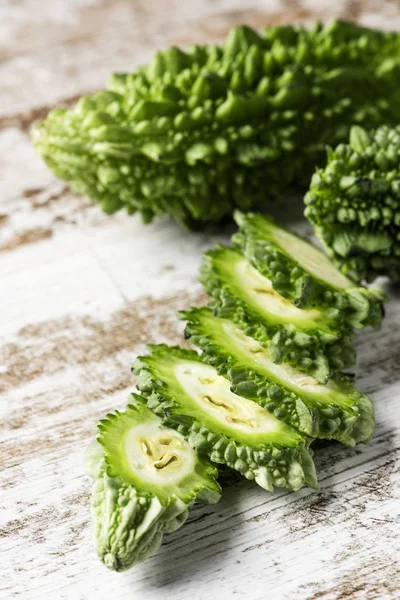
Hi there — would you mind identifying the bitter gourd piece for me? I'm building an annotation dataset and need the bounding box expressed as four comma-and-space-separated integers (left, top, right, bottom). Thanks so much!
133, 345, 317, 492
84, 397, 221, 571
199, 245, 355, 383
233, 211, 386, 327
305, 125, 400, 282
181, 306, 375, 446
32, 21, 400, 228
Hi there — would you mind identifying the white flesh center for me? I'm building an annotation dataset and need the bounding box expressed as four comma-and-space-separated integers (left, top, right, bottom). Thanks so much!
174, 362, 280, 435
235, 258, 322, 321
125, 422, 196, 486
222, 320, 339, 398
271, 226, 351, 290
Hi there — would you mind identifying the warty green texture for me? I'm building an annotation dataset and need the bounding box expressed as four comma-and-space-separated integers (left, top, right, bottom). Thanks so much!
133, 345, 318, 492
305, 125, 400, 282
233, 211, 386, 327
84, 397, 221, 571
32, 21, 400, 229
181, 307, 375, 446
199, 244, 355, 383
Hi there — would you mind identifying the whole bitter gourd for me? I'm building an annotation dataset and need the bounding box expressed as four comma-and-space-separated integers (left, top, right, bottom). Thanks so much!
32, 21, 400, 229
305, 125, 400, 282
133, 345, 318, 492
84, 397, 221, 571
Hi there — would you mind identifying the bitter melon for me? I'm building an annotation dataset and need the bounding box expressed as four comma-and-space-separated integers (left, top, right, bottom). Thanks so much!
32, 21, 400, 228
181, 306, 375, 446
84, 397, 221, 571
233, 211, 385, 326
200, 245, 355, 383
133, 344, 318, 492
305, 125, 400, 282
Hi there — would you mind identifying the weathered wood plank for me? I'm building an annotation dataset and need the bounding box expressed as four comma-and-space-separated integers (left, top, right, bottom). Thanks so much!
1, 1, 400, 599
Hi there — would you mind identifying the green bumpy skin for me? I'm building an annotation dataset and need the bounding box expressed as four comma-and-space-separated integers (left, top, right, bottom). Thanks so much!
233, 211, 385, 327
305, 125, 400, 282
199, 244, 355, 383
133, 345, 318, 492
181, 307, 375, 446
32, 21, 400, 229
84, 397, 221, 571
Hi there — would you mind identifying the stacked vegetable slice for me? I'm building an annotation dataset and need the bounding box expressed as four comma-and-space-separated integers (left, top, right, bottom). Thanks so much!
199, 244, 355, 383
86, 213, 383, 570
232, 211, 385, 322
133, 345, 317, 492
181, 307, 374, 446
85, 397, 221, 571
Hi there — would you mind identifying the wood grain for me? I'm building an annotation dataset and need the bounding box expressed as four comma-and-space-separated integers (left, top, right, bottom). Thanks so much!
1, 1, 400, 599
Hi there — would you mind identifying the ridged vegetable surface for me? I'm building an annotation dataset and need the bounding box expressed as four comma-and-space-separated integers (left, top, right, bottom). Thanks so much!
181, 307, 375, 446
32, 21, 400, 229
200, 244, 355, 383
305, 125, 400, 282
133, 345, 318, 492
233, 211, 385, 326
84, 397, 221, 571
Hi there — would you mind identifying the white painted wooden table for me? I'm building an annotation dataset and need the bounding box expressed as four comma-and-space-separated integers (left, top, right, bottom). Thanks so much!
1, 2, 400, 599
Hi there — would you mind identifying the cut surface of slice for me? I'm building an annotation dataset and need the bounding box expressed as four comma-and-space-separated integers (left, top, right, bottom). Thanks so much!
200, 244, 355, 381
234, 254, 322, 324
182, 307, 375, 445
233, 211, 385, 328
84, 397, 220, 571
133, 345, 318, 492
98, 400, 219, 502
172, 360, 296, 444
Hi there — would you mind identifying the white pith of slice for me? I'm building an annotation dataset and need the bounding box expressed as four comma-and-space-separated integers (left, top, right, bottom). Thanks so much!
222, 320, 340, 399
125, 422, 196, 486
235, 258, 322, 320
174, 361, 282, 435
271, 226, 352, 290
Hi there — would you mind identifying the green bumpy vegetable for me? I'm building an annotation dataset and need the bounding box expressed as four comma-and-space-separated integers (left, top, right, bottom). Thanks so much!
305, 125, 400, 282
32, 21, 400, 229
232, 211, 385, 327
181, 307, 375, 446
133, 345, 318, 491
84, 397, 221, 571
200, 244, 355, 383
